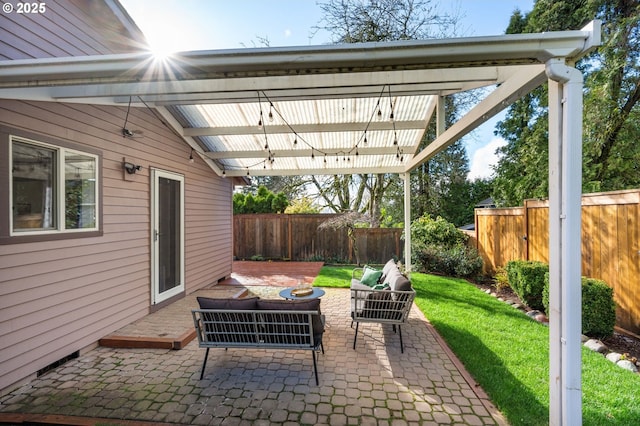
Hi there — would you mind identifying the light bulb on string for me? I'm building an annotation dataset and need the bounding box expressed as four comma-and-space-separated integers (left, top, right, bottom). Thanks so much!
268, 102, 274, 122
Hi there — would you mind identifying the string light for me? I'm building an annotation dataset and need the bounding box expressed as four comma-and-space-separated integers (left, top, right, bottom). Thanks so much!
189, 148, 194, 163
257, 92, 264, 129
239, 86, 403, 174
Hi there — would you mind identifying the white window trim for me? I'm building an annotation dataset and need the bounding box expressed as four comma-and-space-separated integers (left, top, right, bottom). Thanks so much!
9, 135, 100, 236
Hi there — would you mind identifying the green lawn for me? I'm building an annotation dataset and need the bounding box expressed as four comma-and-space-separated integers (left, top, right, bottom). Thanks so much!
314, 266, 640, 425
312, 264, 357, 287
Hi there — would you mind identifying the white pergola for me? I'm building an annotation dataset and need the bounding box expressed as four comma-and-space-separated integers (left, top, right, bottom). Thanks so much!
0, 21, 601, 425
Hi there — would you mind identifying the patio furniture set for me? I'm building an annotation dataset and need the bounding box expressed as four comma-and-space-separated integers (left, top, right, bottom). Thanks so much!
192, 259, 415, 384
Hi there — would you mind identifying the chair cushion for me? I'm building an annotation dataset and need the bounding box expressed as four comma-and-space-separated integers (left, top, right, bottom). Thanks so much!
360, 266, 383, 286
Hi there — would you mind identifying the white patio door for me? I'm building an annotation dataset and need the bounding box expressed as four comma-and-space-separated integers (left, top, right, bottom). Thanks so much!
151, 169, 185, 304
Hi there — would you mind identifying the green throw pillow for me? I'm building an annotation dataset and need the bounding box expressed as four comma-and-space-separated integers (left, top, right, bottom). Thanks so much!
371, 283, 391, 291
361, 266, 383, 287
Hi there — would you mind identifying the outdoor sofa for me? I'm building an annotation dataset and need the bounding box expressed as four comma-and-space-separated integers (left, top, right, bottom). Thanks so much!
192, 296, 324, 385
350, 259, 416, 352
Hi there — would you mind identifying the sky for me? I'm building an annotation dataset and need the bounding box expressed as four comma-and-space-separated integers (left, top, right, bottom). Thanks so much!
119, 0, 535, 180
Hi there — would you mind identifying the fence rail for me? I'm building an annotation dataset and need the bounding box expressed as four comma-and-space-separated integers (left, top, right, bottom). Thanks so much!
233, 214, 402, 265
474, 189, 640, 336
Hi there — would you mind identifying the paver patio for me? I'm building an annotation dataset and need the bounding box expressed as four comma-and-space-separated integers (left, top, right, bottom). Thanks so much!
0, 262, 507, 425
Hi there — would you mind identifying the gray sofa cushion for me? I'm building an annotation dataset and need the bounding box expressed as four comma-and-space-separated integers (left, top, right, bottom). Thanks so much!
380, 259, 398, 282
351, 281, 371, 291
384, 268, 412, 292
197, 296, 258, 310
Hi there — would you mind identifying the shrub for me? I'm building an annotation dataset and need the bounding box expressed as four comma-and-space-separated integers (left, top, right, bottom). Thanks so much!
415, 244, 483, 278
543, 275, 616, 339
494, 267, 510, 292
505, 260, 548, 311
410, 215, 483, 279
410, 215, 467, 250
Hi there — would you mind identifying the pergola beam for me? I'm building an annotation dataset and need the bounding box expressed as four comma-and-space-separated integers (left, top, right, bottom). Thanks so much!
405, 64, 546, 172
205, 146, 414, 159
221, 165, 406, 177
185, 120, 428, 137
48, 68, 501, 103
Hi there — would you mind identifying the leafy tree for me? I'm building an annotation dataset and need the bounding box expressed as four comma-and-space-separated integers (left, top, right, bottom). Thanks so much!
271, 193, 289, 213
381, 94, 482, 227
313, 0, 471, 226
493, 0, 640, 206
233, 185, 289, 214
233, 193, 246, 214
285, 197, 321, 214
251, 175, 309, 199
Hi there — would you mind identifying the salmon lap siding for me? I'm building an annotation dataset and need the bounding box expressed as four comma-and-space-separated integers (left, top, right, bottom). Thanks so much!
0, 1, 234, 391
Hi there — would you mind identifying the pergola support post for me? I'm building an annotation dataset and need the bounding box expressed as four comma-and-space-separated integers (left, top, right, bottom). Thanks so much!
546, 58, 583, 426
403, 172, 412, 272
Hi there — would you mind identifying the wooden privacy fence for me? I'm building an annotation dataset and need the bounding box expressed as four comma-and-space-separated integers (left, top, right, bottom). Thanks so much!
474, 189, 640, 336
233, 214, 402, 265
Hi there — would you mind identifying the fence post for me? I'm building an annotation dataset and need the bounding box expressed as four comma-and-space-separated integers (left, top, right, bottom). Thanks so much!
524, 199, 530, 261
288, 215, 292, 260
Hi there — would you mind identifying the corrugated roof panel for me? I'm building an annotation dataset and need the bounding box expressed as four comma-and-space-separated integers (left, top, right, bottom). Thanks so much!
198, 135, 225, 151
173, 92, 429, 176
274, 99, 317, 125
171, 105, 210, 128
394, 96, 433, 120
